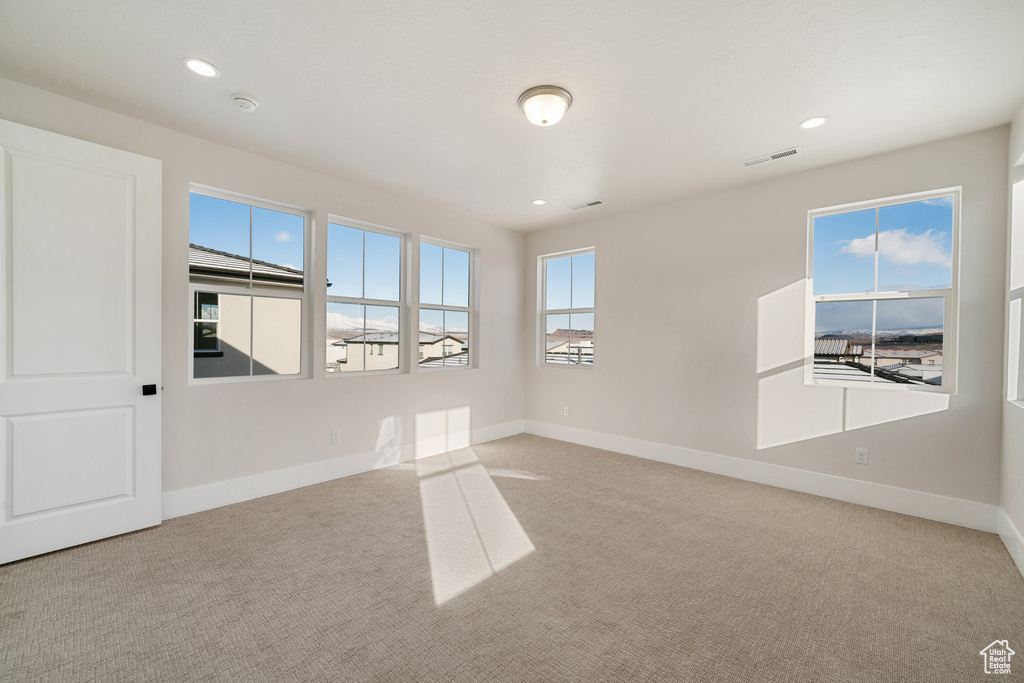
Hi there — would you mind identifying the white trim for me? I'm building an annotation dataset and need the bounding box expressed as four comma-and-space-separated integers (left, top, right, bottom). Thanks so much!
805, 187, 960, 394
539, 247, 596, 368
161, 419, 525, 520
523, 420, 998, 533
997, 508, 1024, 580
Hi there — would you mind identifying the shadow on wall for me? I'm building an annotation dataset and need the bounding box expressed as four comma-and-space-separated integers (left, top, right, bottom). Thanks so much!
755, 280, 949, 449
413, 407, 536, 605
193, 340, 277, 378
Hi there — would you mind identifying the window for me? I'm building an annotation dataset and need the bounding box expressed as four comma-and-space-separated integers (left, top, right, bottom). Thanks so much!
193, 292, 220, 353
326, 221, 403, 373
540, 249, 595, 366
419, 241, 472, 368
808, 189, 959, 391
189, 189, 307, 381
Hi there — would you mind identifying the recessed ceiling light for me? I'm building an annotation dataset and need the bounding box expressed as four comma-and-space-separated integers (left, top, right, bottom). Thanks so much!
533, 199, 546, 205
184, 58, 219, 78
800, 115, 829, 129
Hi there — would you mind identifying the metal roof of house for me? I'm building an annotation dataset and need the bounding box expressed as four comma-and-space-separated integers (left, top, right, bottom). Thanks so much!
812, 362, 897, 383
419, 352, 469, 367
814, 338, 863, 356
869, 348, 942, 359
189, 243, 303, 285
332, 332, 465, 346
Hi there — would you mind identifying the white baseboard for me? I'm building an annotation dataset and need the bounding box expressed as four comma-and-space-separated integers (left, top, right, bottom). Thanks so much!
997, 508, 1024, 580
162, 419, 525, 520
524, 420, 999, 534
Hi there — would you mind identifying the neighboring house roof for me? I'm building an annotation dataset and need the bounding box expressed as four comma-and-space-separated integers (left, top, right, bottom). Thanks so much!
189, 243, 303, 285
814, 338, 863, 356
813, 361, 898, 383
869, 348, 941, 359
419, 352, 469, 367
343, 331, 400, 344
546, 341, 568, 350
333, 332, 465, 347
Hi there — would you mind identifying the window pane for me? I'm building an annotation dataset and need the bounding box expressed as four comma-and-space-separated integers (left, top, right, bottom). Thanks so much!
327, 302, 364, 372
252, 297, 302, 376
812, 208, 876, 295
193, 294, 251, 379
443, 248, 470, 307
419, 308, 445, 365
194, 322, 218, 350
365, 305, 400, 370
364, 231, 401, 302
545, 313, 570, 364
569, 312, 594, 365
873, 298, 944, 386
195, 291, 218, 320
877, 197, 954, 292
252, 207, 304, 290
443, 310, 469, 366
813, 301, 872, 382
189, 194, 251, 286
327, 224, 363, 298
571, 252, 595, 309
420, 243, 443, 305
546, 256, 571, 310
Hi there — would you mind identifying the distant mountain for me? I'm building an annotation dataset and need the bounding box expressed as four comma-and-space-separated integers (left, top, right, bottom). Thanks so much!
326, 311, 399, 337
817, 326, 943, 338
546, 328, 594, 341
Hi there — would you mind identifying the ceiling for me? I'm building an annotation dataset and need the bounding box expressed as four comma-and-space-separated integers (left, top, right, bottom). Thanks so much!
2, 0, 1023, 231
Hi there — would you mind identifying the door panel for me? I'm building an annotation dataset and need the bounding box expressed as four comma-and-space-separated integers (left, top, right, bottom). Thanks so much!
11, 408, 132, 517
0, 119, 161, 564
11, 153, 133, 377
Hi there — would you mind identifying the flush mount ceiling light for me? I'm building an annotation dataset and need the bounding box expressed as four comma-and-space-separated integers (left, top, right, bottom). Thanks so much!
518, 86, 572, 126
183, 57, 219, 78
800, 115, 829, 129
533, 199, 546, 205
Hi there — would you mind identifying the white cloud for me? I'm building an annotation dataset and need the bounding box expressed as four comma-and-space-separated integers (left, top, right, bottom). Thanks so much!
326, 312, 399, 333
274, 231, 295, 242
838, 229, 950, 267
922, 196, 953, 207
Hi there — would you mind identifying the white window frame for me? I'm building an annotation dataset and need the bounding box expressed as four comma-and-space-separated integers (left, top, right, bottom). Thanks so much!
539, 247, 596, 368
325, 217, 408, 377
805, 187, 960, 394
418, 237, 476, 371
188, 186, 310, 385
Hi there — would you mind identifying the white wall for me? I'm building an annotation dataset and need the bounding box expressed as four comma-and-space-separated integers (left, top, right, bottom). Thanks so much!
0, 77, 525, 495
525, 127, 1009, 505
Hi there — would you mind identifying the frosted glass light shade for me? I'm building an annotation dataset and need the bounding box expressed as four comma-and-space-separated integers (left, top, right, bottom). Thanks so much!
518, 86, 572, 126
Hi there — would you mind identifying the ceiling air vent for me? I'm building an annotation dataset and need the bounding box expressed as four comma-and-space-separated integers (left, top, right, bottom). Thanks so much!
569, 200, 604, 211
742, 146, 800, 168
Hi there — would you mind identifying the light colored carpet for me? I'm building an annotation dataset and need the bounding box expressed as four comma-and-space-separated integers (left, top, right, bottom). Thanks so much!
1, 434, 1022, 682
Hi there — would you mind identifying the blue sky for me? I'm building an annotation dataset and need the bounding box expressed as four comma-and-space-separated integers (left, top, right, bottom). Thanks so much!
327, 224, 400, 300
546, 252, 594, 310
813, 195, 953, 296
815, 298, 944, 335
420, 244, 469, 307
190, 193, 305, 271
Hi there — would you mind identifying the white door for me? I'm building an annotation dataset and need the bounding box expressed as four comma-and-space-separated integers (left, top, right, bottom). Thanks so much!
0, 119, 162, 564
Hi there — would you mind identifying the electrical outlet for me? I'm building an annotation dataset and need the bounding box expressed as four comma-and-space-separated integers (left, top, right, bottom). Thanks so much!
331, 430, 341, 444
563, 407, 570, 417
855, 447, 869, 465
